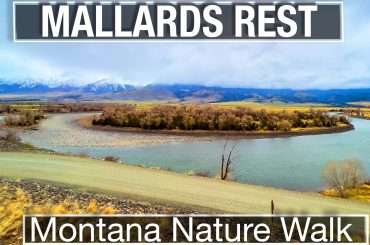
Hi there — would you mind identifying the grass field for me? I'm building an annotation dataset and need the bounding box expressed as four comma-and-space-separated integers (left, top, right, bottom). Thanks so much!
0, 152, 369, 214
0, 101, 342, 113
214, 101, 334, 112
112, 101, 334, 112
121, 101, 339, 113
342, 106, 370, 119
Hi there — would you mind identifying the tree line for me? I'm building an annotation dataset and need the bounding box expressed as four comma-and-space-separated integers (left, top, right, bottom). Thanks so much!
92, 105, 350, 131
0, 103, 104, 114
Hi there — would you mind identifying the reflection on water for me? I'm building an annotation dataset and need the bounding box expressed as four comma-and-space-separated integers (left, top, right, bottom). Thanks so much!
20, 113, 370, 191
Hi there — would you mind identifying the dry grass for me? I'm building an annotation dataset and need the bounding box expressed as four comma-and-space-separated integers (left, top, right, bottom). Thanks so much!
342, 107, 370, 119
109, 101, 337, 112
0, 182, 116, 244
213, 101, 334, 112
76, 101, 337, 112
357, 110, 370, 119
0, 101, 345, 114
321, 183, 370, 203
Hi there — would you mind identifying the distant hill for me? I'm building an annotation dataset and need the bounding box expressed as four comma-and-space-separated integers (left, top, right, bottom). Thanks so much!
0, 80, 370, 105
141, 85, 370, 105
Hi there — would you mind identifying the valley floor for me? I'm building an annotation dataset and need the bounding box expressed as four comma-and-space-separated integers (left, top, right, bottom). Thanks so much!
0, 152, 369, 214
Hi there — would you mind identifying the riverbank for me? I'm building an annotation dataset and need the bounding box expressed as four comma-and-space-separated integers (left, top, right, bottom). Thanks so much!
0, 131, 51, 153
78, 116, 354, 139
2, 132, 370, 205
2, 129, 369, 208
19, 113, 369, 190
0, 152, 369, 214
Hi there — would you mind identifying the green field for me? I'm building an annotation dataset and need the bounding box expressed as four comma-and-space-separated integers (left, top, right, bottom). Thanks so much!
0, 152, 369, 214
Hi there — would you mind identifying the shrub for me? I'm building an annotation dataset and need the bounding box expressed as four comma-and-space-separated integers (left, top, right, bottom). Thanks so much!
76, 152, 89, 158
322, 159, 366, 197
186, 170, 211, 177
277, 120, 292, 132
4, 110, 45, 127
194, 171, 211, 177
0, 130, 20, 143
103, 156, 120, 162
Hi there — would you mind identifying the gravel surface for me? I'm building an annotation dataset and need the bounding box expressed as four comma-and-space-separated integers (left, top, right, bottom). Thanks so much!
0, 178, 196, 214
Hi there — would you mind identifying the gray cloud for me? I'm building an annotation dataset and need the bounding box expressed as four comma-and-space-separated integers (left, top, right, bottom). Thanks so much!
0, 0, 369, 89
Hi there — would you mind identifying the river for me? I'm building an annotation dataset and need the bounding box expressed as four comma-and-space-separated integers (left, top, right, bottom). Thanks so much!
19, 113, 370, 191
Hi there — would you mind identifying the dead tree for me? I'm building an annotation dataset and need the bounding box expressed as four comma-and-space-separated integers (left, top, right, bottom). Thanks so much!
220, 141, 238, 180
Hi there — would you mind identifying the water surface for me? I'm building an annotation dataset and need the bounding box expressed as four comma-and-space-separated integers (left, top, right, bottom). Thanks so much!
20, 113, 370, 191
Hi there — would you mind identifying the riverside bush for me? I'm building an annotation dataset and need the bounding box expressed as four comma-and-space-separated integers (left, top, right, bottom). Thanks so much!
4, 110, 45, 127
104, 156, 120, 162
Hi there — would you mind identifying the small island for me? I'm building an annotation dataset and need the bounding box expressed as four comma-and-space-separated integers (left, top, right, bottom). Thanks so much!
84, 104, 352, 137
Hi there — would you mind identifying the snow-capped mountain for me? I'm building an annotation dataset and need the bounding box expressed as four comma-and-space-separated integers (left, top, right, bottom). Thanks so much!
1, 80, 370, 104
0, 80, 134, 94
0, 80, 52, 93
82, 79, 134, 94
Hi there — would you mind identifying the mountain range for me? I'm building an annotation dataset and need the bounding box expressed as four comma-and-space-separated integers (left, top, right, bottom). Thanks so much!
1, 80, 370, 105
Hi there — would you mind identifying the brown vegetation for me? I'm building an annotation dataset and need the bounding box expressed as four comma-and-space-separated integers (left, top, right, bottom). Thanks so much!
103, 156, 120, 162
0, 183, 116, 244
322, 159, 366, 198
3, 110, 45, 127
92, 104, 350, 132
0, 103, 104, 114
0, 130, 20, 143
321, 183, 370, 203
42, 103, 104, 113
0, 178, 191, 245
342, 108, 370, 120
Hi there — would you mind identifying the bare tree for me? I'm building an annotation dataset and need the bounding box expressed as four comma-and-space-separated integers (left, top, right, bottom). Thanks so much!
220, 141, 238, 180
322, 159, 365, 197
0, 130, 20, 143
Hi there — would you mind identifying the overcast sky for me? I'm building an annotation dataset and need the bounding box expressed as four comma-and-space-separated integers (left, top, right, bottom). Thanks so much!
0, 0, 369, 89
